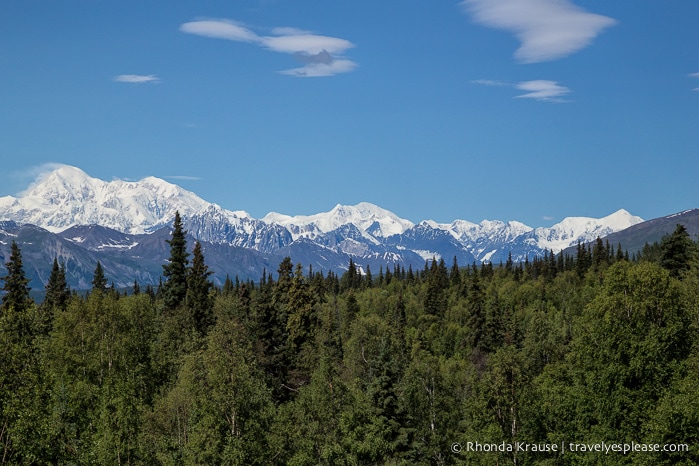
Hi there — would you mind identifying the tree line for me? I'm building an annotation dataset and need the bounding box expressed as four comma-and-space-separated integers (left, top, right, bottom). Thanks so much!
1, 216, 698, 465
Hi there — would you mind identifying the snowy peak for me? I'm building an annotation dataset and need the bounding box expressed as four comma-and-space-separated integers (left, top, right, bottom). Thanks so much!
0, 166, 646, 268
20, 165, 103, 203
263, 202, 414, 240
0, 165, 213, 234
535, 209, 644, 252
422, 218, 533, 244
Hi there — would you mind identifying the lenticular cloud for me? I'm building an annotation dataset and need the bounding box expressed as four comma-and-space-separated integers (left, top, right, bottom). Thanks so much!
515, 80, 570, 101
180, 19, 357, 77
461, 0, 616, 63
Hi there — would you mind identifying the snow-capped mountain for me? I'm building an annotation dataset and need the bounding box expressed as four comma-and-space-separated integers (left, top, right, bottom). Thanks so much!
531, 209, 642, 252
0, 165, 290, 251
0, 166, 219, 234
263, 202, 414, 241
0, 165, 645, 289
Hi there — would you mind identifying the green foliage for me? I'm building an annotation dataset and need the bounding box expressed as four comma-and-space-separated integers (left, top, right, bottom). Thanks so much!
91, 260, 107, 292
162, 211, 189, 310
660, 224, 697, 278
2, 244, 699, 464
1, 241, 31, 314
186, 241, 214, 335
44, 257, 69, 312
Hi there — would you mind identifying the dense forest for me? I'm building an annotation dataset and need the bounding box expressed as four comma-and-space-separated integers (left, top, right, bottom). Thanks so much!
1, 212, 698, 465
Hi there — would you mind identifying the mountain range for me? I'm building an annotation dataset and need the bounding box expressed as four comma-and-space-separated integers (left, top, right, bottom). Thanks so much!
0, 165, 654, 290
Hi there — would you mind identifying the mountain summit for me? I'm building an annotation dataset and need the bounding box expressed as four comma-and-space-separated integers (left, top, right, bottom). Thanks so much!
0, 165, 645, 289
0, 166, 233, 234
263, 202, 414, 240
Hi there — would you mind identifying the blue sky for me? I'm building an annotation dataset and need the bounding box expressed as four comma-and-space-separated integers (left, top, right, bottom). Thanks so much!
1, 0, 698, 227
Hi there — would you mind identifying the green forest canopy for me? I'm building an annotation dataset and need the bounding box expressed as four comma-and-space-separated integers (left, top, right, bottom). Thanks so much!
1, 222, 698, 465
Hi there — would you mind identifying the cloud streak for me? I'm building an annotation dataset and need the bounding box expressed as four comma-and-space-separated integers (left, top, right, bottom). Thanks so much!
14, 163, 69, 196
515, 80, 570, 101
690, 72, 699, 91
114, 74, 161, 84
180, 19, 357, 77
472, 78, 571, 102
461, 0, 616, 63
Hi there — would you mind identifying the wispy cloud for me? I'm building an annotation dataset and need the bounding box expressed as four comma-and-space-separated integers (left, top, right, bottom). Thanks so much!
460, 0, 616, 63
13, 163, 68, 195
470, 79, 509, 87
689, 72, 699, 91
515, 80, 570, 101
179, 20, 258, 42
180, 18, 357, 77
114, 74, 161, 84
472, 78, 571, 102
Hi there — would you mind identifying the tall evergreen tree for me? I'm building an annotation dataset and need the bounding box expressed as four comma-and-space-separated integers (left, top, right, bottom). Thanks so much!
505, 251, 514, 273
340, 258, 359, 291
1, 241, 31, 313
222, 274, 235, 296
660, 224, 696, 278
162, 211, 189, 309
45, 257, 69, 309
467, 265, 486, 351
91, 261, 107, 292
286, 263, 317, 384
276, 256, 294, 294
424, 257, 448, 316
450, 256, 461, 287
186, 241, 213, 334
365, 264, 373, 288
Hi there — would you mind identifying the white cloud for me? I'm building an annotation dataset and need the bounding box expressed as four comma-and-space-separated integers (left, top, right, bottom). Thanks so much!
261, 34, 353, 55
114, 74, 160, 84
472, 78, 571, 102
470, 79, 509, 87
271, 27, 312, 36
689, 73, 699, 90
180, 18, 357, 77
515, 80, 570, 101
180, 20, 258, 43
14, 163, 68, 196
461, 0, 616, 63
279, 59, 358, 77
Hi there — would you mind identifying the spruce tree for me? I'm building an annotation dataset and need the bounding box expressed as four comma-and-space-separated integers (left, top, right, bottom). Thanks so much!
91, 261, 107, 292
467, 265, 486, 350
286, 263, 316, 367
450, 256, 461, 287
660, 224, 696, 278
44, 257, 70, 310
340, 258, 359, 291
1, 241, 31, 313
505, 252, 514, 273
186, 241, 213, 334
162, 211, 189, 309
276, 256, 293, 294
222, 274, 234, 296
